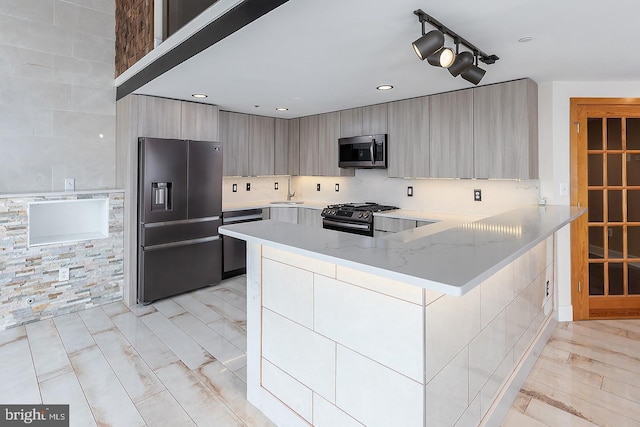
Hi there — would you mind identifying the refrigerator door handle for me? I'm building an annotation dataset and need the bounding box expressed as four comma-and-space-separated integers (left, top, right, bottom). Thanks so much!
143, 235, 219, 251
143, 216, 221, 228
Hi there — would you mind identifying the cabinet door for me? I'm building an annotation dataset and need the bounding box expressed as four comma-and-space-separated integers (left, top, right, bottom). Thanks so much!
387, 97, 430, 178
362, 104, 388, 135
474, 79, 538, 179
249, 115, 275, 176
319, 111, 353, 176
373, 216, 416, 233
270, 207, 298, 223
340, 108, 363, 137
298, 208, 322, 228
219, 111, 249, 176
288, 118, 300, 176
430, 89, 473, 178
299, 115, 319, 176
274, 118, 289, 175
180, 102, 219, 141
137, 95, 182, 139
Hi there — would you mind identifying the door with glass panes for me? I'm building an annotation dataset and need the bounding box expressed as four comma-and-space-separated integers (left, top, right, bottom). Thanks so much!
571, 99, 640, 319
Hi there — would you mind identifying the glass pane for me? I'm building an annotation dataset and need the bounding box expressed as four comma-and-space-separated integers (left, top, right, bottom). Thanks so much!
608, 154, 622, 186
608, 190, 623, 222
607, 118, 622, 150
589, 263, 604, 295
630, 262, 640, 295
630, 191, 640, 222
588, 190, 603, 222
628, 118, 640, 150
609, 263, 624, 295
589, 226, 604, 259
588, 154, 604, 186
628, 154, 640, 186
588, 118, 603, 150
608, 226, 623, 258
629, 227, 640, 258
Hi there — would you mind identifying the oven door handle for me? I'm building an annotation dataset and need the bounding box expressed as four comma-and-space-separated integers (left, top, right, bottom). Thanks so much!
323, 219, 371, 230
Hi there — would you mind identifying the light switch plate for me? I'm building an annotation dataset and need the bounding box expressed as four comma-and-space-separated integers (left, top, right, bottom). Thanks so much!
407, 186, 413, 197
232, 184, 237, 192
316, 183, 321, 191
335, 183, 339, 192
246, 183, 251, 191
274, 182, 279, 190
64, 178, 75, 192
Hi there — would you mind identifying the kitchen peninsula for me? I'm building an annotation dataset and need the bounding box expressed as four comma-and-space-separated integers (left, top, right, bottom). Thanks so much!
219, 205, 584, 427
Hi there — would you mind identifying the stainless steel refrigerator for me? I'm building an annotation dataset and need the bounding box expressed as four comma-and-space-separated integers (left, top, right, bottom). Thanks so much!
137, 137, 223, 304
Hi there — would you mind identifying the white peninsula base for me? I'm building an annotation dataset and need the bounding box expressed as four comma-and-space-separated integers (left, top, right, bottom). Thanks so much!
243, 237, 557, 427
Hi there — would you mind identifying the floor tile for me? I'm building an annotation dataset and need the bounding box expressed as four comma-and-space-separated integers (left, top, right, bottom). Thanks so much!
154, 361, 243, 426
172, 293, 223, 324
53, 312, 95, 354
78, 306, 116, 334
0, 325, 26, 346
93, 328, 166, 403
533, 357, 603, 389
136, 390, 196, 427
193, 288, 247, 326
100, 301, 131, 318
40, 371, 97, 427
0, 337, 41, 403
234, 366, 248, 384
208, 317, 247, 351
501, 408, 548, 426
152, 298, 187, 318
211, 287, 247, 313
69, 345, 146, 427
523, 397, 599, 427
140, 311, 214, 370
110, 311, 178, 371
196, 361, 276, 427
25, 319, 73, 382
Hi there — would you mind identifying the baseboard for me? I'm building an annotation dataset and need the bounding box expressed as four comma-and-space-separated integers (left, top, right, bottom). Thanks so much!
480, 315, 558, 427
557, 305, 573, 321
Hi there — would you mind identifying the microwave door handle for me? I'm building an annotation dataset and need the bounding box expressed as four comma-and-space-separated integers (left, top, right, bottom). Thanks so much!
370, 139, 375, 165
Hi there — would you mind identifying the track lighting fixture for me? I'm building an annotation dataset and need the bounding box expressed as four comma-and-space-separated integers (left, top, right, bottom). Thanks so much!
412, 9, 498, 84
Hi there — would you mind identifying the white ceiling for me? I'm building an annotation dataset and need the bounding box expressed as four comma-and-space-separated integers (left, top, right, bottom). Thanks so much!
131, 0, 640, 119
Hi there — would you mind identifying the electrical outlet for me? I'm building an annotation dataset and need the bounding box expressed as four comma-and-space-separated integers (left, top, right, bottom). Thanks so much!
474, 189, 482, 201
335, 183, 339, 192
58, 267, 70, 282
274, 182, 279, 190
546, 280, 550, 297
407, 186, 413, 197
559, 183, 569, 196
246, 183, 251, 191
64, 178, 75, 192
316, 183, 321, 191
232, 184, 237, 192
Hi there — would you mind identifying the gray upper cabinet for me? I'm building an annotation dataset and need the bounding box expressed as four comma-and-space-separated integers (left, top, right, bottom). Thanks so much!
137, 96, 182, 139
288, 118, 300, 176
274, 118, 289, 175
180, 102, 219, 141
387, 96, 430, 178
362, 104, 388, 135
299, 115, 319, 176
319, 112, 353, 177
219, 111, 249, 176
249, 115, 275, 176
429, 89, 474, 178
473, 78, 538, 179
340, 108, 363, 137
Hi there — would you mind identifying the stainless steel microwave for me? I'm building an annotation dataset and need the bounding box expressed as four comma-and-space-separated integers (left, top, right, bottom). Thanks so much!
338, 134, 387, 168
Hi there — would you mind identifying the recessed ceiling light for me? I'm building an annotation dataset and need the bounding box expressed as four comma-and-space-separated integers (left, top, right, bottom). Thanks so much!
98, 133, 104, 139
276, 107, 288, 111
518, 37, 533, 43
192, 93, 208, 98
290, 97, 302, 100
377, 85, 394, 91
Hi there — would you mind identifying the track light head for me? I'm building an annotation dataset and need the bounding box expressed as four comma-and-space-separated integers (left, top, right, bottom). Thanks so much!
412, 30, 444, 60
448, 51, 474, 76
426, 47, 456, 68
460, 63, 486, 85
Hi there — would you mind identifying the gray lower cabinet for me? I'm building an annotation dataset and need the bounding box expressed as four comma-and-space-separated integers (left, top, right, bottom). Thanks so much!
269, 207, 298, 224
429, 89, 474, 178
274, 118, 288, 175
387, 96, 430, 178
288, 118, 300, 176
297, 208, 322, 228
249, 115, 275, 176
473, 78, 538, 179
373, 216, 417, 237
220, 111, 250, 176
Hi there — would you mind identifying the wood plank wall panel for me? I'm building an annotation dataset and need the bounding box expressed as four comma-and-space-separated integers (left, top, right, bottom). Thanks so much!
116, 0, 154, 77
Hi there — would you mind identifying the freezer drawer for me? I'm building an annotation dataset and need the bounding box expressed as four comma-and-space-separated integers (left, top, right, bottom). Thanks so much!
138, 236, 221, 304
141, 217, 221, 247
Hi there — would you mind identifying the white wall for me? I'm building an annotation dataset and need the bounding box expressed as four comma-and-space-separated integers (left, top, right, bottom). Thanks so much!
538, 81, 640, 321
0, 0, 116, 193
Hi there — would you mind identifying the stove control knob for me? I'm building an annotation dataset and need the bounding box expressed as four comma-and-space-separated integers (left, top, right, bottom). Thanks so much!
358, 213, 363, 218
331, 210, 336, 215
364, 213, 369, 218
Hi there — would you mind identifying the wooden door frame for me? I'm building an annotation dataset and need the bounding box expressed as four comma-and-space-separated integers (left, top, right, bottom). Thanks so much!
570, 98, 640, 320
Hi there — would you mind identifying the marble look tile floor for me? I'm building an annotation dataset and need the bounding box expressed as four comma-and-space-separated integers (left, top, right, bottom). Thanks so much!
3, 275, 640, 427
502, 320, 640, 427
0, 275, 274, 427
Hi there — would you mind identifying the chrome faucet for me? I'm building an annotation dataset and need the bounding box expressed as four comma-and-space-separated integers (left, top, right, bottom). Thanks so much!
287, 176, 295, 201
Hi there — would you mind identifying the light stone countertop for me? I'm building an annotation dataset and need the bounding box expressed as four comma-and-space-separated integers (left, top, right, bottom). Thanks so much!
0, 189, 124, 199
222, 200, 329, 212
219, 205, 585, 296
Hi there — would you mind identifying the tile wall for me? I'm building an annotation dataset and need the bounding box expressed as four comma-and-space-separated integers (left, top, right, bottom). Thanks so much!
0, 192, 124, 330
250, 237, 554, 426
0, 0, 116, 193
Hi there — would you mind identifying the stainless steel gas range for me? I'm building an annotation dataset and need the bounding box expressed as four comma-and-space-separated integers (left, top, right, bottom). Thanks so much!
321, 202, 398, 236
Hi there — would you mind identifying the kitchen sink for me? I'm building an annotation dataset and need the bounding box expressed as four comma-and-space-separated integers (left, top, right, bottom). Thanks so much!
270, 201, 303, 205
